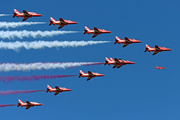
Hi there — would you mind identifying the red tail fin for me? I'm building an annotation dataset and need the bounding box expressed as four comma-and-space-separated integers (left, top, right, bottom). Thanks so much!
18, 99, 24, 104
14, 9, 20, 14
50, 17, 56, 22
106, 57, 111, 62
79, 70, 85, 78
114, 36, 121, 44
84, 26, 90, 35
105, 57, 111, 65
13, 9, 20, 18
110, 58, 114, 61
47, 85, 53, 90
49, 17, 56, 26
145, 44, 151, 52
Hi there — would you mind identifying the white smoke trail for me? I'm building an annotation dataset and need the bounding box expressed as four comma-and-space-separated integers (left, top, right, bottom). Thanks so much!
0, 62, 103, 72
0, 14, 10, 17
0, 40, 110, 51
0, 22, 46, 29
0, 30, 79, 39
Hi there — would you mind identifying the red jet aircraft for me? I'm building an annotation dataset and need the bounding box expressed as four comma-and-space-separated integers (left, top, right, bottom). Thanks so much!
49, 17, 78, 29
46, 85, 72, 95
114, 36, 142, 47
144, 44, 172, 55
13, 9, 42, 21
17, 99, 43, 110
83, 26, 111, 38
105, 57, 135, 68
156, 65, 166, 69
79, 70, 104, 81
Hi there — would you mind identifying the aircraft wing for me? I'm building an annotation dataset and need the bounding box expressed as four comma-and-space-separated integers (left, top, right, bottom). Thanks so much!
87, 77, 92, 81
114, 58, 120, 63
54, 92, 60, 95
124, 37, 130, 42
94, 27, 101, 33
55, 86, 62, 92
59, 18, 66, 24
26, 106, 31, 110
117, 65, 122, 68
123, 44, 129, 48
155, 45, 161, 50
23, 10, 30, 16
58, 25, 64, 29
153, 52, 159, 55
113, 65, 117, 69
92, 34, 98, 38
26, 101, 32, 106
88, 71, 93, 76
22, 17, 28, 21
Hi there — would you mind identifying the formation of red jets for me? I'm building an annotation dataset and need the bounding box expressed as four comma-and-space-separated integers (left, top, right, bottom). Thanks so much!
2, 9, 170, 109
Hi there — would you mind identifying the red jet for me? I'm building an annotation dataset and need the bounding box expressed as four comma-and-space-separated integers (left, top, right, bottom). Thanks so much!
105, 57, 135, 68
79, 70, 104, 81
17, 99, 43, 110
83, 26, 111, 38
156, 65, 166, 69
46, 85, 72, 95
49, 17, 78, 29
145, 44, 172, 55
13, 9, 42, 21
114, 36, 142, 47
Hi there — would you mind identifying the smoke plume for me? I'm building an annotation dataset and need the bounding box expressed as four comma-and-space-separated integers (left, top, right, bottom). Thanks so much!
0, 40, 110, 51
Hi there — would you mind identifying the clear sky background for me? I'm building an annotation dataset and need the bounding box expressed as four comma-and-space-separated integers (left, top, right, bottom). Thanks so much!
0, 0, 179, 120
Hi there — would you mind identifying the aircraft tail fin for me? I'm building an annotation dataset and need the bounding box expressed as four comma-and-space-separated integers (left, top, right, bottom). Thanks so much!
18, 99, 23, 103
105, 57, 111, 65
145, 44, 151, 52
47, 85, 53, 93
84, 26, 90, 35
49, 17, 56, 26
50, 17, 56, 22
14, 9, 20, 14
13, 9, 20, 18
110, 57, 114, 61
79, 70, 85, 78
114, 36, 121, 44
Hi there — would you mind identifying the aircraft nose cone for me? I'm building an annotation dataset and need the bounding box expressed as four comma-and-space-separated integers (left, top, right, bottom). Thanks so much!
131, 62, 135, 64
100, 74, 105, 76
107, 31, 111, 33
67, 89, 72, 91
167, 48, 172, 51
38, 14, 43, 16
39, 103, 43, 106
137, 40, 142, 43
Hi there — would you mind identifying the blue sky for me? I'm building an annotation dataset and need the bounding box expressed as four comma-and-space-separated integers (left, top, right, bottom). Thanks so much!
0, 0, 179, 120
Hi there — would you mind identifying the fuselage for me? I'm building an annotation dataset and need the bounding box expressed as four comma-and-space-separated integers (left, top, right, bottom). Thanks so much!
15, 12, 42, 18
115, 37, 141, 44
81, 73, 105, 78
19, 102, 43, 107
49, 87, 72, 92
147, 47, 172, 52
51, 20, 78, 26
87, 29, 111, 34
